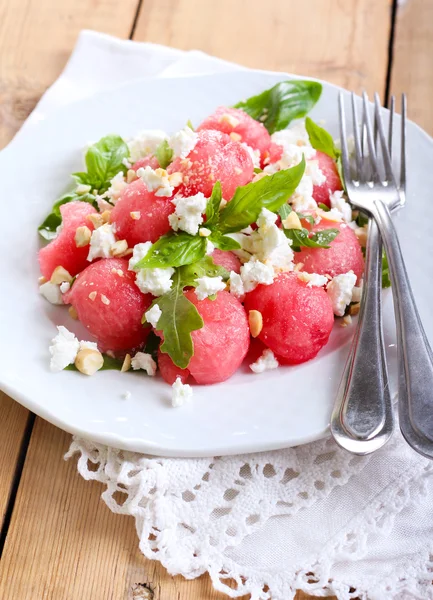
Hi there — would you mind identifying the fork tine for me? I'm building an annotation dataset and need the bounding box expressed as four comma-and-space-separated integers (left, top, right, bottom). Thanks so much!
388, 95, 395, 158
351, 93, 363, 181
401, 93, 407, 192
362, 91, 381, 182
374, 93, 395, 183
338, 93, 351, 184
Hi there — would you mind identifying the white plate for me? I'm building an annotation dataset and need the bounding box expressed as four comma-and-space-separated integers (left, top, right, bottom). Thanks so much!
1, 71, 432, 457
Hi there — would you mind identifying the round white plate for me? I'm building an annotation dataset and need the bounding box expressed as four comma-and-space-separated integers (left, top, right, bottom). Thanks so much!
0, 71, 432, 457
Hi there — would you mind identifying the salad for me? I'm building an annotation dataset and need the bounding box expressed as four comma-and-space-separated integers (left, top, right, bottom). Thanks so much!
38, 80, 370, 407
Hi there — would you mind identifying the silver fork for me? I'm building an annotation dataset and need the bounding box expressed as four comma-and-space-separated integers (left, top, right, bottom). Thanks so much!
330, 93, 400, 454
337, 91, 433, 459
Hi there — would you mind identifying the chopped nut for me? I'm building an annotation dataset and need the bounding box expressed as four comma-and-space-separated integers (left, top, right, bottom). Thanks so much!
168, 172, 183, 187
249, 310, 263, 338
111, 239, 128, 257
101, 210, 111, 224
229, 132, 242, 142
294, 262, 304, 272
38, 276, 47, 285
100, 294, 110, 305
50, 266, 73, 285
121, 353, 132, 372
199, 227, 211, 237
349, 302, 360, 316
75, 225, 92, 247
87, 213, 104, 229
220, 113, 240, 127
75, 348, 104, 375
130, 211, 141, 220
112, 268, 124, 277
68, 306, 78, 320
282, 212, 303, 231
341, 315, 353, 327
354, 226, 368, 247
118, 248, 133, 258
317, 208, 342, 222
127, 169, 138, 183
88, 291, 97, 301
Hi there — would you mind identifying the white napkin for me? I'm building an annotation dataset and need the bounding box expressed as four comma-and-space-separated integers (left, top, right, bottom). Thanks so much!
21, 30, 433, 600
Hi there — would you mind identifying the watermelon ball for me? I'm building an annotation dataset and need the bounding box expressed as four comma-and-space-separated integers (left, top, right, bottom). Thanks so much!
158, 348, 190, 385
38, 201, 97, 280
297, 216, 364, 282
264, 141, 284, 166
312, 150, 343, 207
110, 178, 174, 246
158, 289, 250, 385
167, 130, 254, 201
197, 106, 272, 163
211, 249, 241, 274
63, 258, 152, 352
244, 272, 334, 365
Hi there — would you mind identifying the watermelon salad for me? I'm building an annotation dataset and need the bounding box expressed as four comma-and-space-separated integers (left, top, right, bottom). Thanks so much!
38, 80, 371, 407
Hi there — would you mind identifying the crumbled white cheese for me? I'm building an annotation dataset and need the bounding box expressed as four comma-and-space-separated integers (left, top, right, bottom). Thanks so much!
87, 223, 116, 261
127, 130, 168, 163
297, 272, 329, 287
172, 376, 193, 407
229, 271, 245, 298
129, 242, 152, 270
104, 171, 127, 203
305, 159, 326, 186
250, 349, 279, 374
290, 174, 318, 213
206, 239, 215, 255
79, 341, 99, 351
169, 126, 198, 159
240, 258, 275, 293
145, 304, 162, 328
136, 166, 174, 197
131, 352, 157, 376
168, 192, 207, 235
329, 190, 352, 223
256, 207, 278, 228
135, 268, 174, 296
49, 326, 80, 372
327, 271, 357, 316
121, 391, 132, 400
242, 143, 261, 169
59, 282, 71, 294
268, 123, 316, 172
40, 281, 64, 305
194, 276, 226, 300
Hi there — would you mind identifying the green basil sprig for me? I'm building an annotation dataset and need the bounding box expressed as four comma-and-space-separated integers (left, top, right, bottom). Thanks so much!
155, 139, 173, 169
279, 205, 339, 252
38, 191, 96, 240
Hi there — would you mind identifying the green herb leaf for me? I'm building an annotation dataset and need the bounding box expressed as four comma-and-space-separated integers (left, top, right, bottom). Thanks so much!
356, 210, 369, 228
155, 139, 174, 169
283, 227, 339, 251
253, 167, 263, 174
205, 181, 222, 228
218, 157, 305, 234
144, 330, 160, 362
186, 119, 195, 131
134, 232, 207, 269
305, 117, 339, 160
234, 80, 322, 134
382, 250, 391, 288
318, 203, 331, 212
153, 270, 204, 368
209, 231, 241, 251
38, 192, 96, 240
179, 256, 230, 286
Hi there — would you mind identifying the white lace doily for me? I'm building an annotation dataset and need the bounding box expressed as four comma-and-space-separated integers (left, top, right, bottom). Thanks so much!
26, 30, 433, 600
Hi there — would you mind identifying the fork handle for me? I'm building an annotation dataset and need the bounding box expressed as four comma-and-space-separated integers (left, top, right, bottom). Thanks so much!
331, 218, 393, 448
373, 199, 433, 445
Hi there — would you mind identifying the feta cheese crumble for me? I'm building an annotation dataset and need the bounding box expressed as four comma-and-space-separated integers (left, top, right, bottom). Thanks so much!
59, 281, 71, 294
49, 327, 98, 372
129, 243, 175, 296
297, 272, 329, 288
240, 258, 275, 293
136, 166, 174, 197
145, 304, 162, 328
326, 271, 357, 316
241, 143, 261, 169
194, 276, 226, 300
131, 352, 157, 376
169, 126, 198, 159
168, 192, 207, 235
104, 171, 127, 203
87, 223, 116, 261
250, 349, 279, 374
127, 130, 168, 163
172, 377, 193, 407
229, 271, 245, 298
329, 190, 352, 223
40, 281, 64, 305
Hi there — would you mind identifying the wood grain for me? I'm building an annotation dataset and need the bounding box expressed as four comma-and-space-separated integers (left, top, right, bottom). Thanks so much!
134, 0, 392, 94
390, 0, 433, 135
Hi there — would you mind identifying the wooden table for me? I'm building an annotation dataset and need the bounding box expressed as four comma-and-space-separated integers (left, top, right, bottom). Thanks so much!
0, 1, 432, 598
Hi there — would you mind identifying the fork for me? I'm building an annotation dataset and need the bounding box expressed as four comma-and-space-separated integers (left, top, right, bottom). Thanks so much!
337, 91, 433, 459
330, 94, 399, 454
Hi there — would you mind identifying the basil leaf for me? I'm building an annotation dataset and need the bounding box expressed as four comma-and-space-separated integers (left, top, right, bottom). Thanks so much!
38, 192, 96, 240
65, 353, 123, 371
234, 80, 322, 134
254, 167, 263, 174
72, 172, 92, 186
382, 250, 391, 288
305, 117, 339, 160
356, 210, 369, 228
186, 119, 195, 131
318, 203, 331, 212
179, 256, 230, 286
155, 139, 174, 169
134, 232, 207, 269
154, 270, 204, 368
205, 181, 222, 228
283, 227, 339, 251
209, 231, 241, 251
218, 157, 305, 234
75, 134, 129, 194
